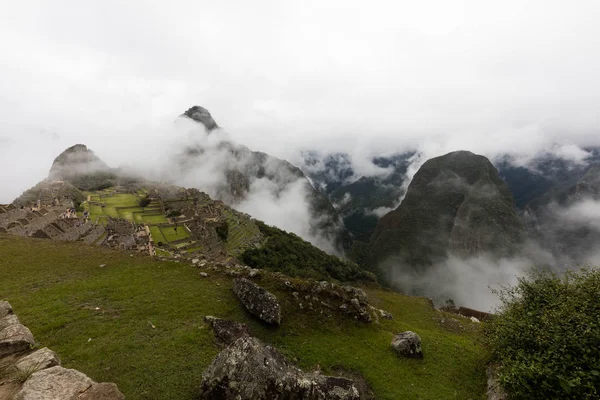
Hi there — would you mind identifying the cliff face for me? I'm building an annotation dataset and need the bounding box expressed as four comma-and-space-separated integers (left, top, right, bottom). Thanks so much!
368, 151, 524, 269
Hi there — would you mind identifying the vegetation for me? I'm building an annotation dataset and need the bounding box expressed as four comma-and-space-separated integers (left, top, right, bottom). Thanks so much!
242, 221, 375, 282
0, 234, 487, 400
215, 221, 229, 241
138, 196, 151, 207
485, 268, 600, 399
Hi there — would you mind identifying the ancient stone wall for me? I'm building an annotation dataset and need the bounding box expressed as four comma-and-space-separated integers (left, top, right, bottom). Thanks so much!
0, 300, 124, 399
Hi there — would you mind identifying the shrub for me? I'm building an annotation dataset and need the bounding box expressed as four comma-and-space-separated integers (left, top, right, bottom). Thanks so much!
241, 221, 375, 282
138, 196, 151, 208
485, 268, 600, 399
167, 209, 182, 218
215, 222, 229, 241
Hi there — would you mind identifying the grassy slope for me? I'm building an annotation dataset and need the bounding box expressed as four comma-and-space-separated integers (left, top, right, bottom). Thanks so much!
0, 235, 487, 399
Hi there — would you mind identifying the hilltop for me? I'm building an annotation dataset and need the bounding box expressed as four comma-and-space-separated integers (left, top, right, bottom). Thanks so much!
367, 151, 524, 271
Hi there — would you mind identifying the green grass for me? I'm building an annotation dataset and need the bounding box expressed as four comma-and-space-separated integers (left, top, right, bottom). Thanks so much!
0, 235, 487, 399
148, 226, 166, 244
160, 226, 190, 242
117, 207, 145, 221
141, 214, 168, 224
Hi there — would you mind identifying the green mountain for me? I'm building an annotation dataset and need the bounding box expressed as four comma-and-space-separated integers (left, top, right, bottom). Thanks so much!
180, 106, 351, 251
367, 151, 525, 271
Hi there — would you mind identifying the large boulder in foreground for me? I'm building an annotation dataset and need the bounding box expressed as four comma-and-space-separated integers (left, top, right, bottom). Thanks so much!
391, 331, 423, 359
0, 324, 34, 357
199, 336, 361, 399
233, 278, 281, 325
14, 366, 125, 400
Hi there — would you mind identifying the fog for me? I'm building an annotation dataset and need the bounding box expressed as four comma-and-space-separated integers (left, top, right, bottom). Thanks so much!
2, 1, 600, 308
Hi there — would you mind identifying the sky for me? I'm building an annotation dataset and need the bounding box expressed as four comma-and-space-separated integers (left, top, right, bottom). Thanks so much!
2, 0, 600, 202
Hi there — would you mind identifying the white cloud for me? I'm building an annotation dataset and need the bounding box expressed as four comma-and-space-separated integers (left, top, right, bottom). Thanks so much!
2, 0, 600, 204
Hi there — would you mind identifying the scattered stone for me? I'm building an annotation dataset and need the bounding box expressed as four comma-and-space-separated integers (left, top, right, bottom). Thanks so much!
378, 309, 393, 320
248, 269, 260, 278
232, 278, 281, 325
200, 272, 208, 277
470, 316, 480, 323
391, 331, 423, 359
204, 316, 251, 346
0, 324, 35, 357
14, 366, 93, 400
198, 336, 361, 399
15, 347, 60, 374
340, 304, 348, 310
192, 258, 200, 264
99, 264, 106, 268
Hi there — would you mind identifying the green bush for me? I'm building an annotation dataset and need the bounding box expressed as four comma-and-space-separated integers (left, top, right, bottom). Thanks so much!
241, 221, 375, 282
138, 196, 151, 208
485, 268, 600, 399
215, 222, 229, 241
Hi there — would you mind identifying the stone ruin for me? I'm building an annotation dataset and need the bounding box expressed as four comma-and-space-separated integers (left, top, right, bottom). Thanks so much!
0, 301, 124, 399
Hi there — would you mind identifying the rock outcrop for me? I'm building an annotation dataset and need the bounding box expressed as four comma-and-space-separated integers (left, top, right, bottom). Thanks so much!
233, 278, 281, 325
0, 301, 124, 399
391, 331, 423, 359
181, 105, 219, 132
198, 336, 361, 399
204, 316, 250, 346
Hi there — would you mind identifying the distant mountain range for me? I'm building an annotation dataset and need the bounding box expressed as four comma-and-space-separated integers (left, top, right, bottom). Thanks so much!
12, 106, 600, 295
296, 145, 600, 273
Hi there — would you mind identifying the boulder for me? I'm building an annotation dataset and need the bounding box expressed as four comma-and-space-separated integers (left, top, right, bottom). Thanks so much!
232, 278, 281, 325
0, 300, 13, 318
0, 313, 20, 331
198, 336, 361, 399
14, 366, 93, 400
15, 347, 61, 374
78, 382, 125, 400
391, 331, 423, 359
204, 316, 251, 346
0, 324, 35, 356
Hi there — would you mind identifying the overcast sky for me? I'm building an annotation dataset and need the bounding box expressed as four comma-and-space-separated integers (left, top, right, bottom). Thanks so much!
2, 0, 600, 202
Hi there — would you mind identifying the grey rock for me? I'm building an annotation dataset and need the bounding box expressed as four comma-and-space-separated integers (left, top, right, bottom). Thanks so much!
14, 366, 93, 400
486, 364, 508, 400
233, 278, 281, 325
0, 313, 20, 331
200, 272, 208, 277
0, 300, 13, 318
391, 331, 423, 359
198, 336, 361, 399
378, 309, 393, 320
78, 382, 125, 400
204, 316, 250, 346
15, 347, 61, 374
0, 324, 35, 356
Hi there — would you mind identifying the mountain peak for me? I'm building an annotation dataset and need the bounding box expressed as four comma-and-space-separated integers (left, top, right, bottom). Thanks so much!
49, 144, 110, 181
181, 106, 219, 132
